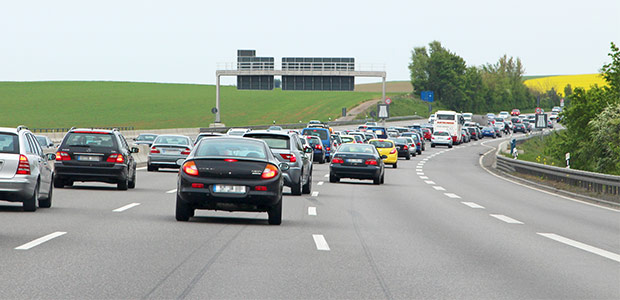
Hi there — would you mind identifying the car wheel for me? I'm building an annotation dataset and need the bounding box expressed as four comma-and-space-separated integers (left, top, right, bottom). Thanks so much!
117, 176, 128, 191
23, 182, 38, 212
406, 153, 411, 160
418, 150, 422, 155
38, 180, 53, 208
66, 181, 74, 187
53, 177, 64, 188
329, 172, 339, 183
448, 144, 453, 148
431, 143, 435, 148
326, 156, 331, 163
128, 170, 136, 189
373, 175, 381, 185
302, 169, 312, 194
392, 162, 397, 169
291, 177, 302, 196
268, 195, 282, 225
175, 195, 192, 221
412, 151, 416, 157
319, 156, 325, 164
380, 173, 385, 184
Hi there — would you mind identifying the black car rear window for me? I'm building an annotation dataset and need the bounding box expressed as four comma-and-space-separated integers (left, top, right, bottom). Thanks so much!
196, 139, 266, 159
338, 144, 375, 154
306, 137, 321, 146
392, 138, 408, 144
245, 134, 290, 150
65, 132, 116, 148
303, 129, 328, 140
0, 133, 19, 154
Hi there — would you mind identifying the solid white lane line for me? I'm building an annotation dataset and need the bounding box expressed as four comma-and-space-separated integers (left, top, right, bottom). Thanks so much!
490, 214, 524, 224
312, 234, 330, 251
15, 232, 67, 250
136, 167, 147, 171
317, 181, 324, 186
537, 233, 620, 263
312, 191, 319, 197
113, 203, 141, 212
166, 189, 177, 194
444, 193, 461, 199
324, 174, 329, 178
419, 176, 429, 179
433, 186, 446, 191
461, 202, 485, 209
308, 207, 317, 216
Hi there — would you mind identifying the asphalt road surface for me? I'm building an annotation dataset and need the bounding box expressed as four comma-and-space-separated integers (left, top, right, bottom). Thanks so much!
0, 131, 618, 299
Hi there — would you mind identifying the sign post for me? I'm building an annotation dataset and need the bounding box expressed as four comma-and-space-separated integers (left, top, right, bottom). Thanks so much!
565, 152, 570, 168
421, 91, 434, 117
377, 104, 389, 126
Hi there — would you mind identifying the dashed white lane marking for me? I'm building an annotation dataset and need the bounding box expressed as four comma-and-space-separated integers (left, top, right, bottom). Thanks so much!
317, 181, 324, 186
422, 158, 428, 161
166, 189, 177, 194
490, 214, 524, 224
311, 191, 319, 197
537, 233, 620, 263
419, 176, 429, 179
425, 180, 436, 185
312, 234, 330, 251
113, 203, 141, 212
15, 232, 67, 250
444, 193, 461, 199
308, 207, 317, 216
417, 172, 424, 175
416, 168, 423, 171
324, 174, 329, 178
461, 202, 485, 209
136, 167, 147, 171
433, 186, 446, 191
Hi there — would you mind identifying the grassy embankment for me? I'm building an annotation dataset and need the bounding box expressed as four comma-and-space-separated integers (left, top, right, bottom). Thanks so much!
0, 81, 395, 129
508, 132, 564, 167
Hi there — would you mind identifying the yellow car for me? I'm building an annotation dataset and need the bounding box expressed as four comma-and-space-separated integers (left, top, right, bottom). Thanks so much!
369, 139, 398, 168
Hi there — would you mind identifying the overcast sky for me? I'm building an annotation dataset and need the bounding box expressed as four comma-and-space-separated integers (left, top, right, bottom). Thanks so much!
2, 0, 619, 85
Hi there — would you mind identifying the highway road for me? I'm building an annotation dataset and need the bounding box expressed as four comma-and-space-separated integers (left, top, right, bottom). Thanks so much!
0, 134, 618, 299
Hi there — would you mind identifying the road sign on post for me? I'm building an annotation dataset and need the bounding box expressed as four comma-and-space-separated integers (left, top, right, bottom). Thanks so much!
421, 91, 434, 102
535, 114, 547, 128
377, 104, 389, 119
384, 98, 392, 105
535, 107, 542, 114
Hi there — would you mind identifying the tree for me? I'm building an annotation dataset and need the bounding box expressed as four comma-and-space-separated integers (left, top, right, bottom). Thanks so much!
588, 103, 620, 174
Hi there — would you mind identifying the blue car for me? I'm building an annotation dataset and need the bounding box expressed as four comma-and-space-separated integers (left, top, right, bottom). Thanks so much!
367, 126, 388, 139
302, 127, 332, 162
481, 127, 497, 138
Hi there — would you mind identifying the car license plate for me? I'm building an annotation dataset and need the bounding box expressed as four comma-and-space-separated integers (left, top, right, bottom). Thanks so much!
213, 185, 246, 194
161, 149, 180, 155
347, 159, 363, 164
77, 155, 100, 161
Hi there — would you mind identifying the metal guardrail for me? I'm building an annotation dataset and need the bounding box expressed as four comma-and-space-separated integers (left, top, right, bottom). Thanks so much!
31, 126, 135, 133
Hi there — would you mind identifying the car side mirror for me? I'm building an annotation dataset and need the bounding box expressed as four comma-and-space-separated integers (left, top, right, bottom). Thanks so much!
279, 163, 290, 171
46, 153, 56, 161
381, 155, 388, 159
131, 147, 139, 153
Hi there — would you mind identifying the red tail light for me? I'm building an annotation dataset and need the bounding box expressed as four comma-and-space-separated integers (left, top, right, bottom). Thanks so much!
107, 154, 124, 163
224, 159, 238, 162
150, 147, 160, 154
56, 151, 71, 161
16, 155, 30, 175
191, 183, 204, 188
326, 147, 330, 151
181, 148, 191, 155
365, 159, 378, 165
280, 153, 297, 162
389, 148, 397, 154
417, 142, 421, 146
255, 186, 267, 191
182, 161, 199, 176
261, 164, 278, 179
403, 145, 408, 150
315, 144, 322, 150
331, 157, 344, 164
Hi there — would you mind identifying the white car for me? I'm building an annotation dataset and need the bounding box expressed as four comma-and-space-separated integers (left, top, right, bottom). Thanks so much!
428, 113, 437, 124
462, 112, 473, 122
498, 111, 510, 119
430, 131, 453, 148
550, 112, 559, 120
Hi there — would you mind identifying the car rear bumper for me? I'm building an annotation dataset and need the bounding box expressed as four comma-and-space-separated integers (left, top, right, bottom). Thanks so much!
0, 177, 35, 202
55, 163, 127, 183
282, 167, 302, 187
148, 154, 187, 167
330, 165, 381, 179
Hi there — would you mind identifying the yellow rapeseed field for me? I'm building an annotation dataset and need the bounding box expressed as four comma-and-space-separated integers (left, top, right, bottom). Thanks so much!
524, 74, 608, 96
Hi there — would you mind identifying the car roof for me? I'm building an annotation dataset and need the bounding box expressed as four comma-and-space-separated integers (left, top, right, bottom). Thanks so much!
244, 130, 292, 137
155, 134, 190, 138
70, 128, 115, 133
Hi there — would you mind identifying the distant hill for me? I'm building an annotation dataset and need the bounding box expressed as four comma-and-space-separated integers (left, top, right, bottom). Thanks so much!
355, 81, 412, 93
524, 74, 608, 96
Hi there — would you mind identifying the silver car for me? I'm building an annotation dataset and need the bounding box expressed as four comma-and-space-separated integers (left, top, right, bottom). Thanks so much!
35, 135, 55, 149
0, 126, 55, 211
147, 135, 192, 171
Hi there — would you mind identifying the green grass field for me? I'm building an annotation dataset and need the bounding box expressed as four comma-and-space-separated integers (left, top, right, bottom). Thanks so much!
0, 81, 391, 129
514, 134, 564, 167
355, 94, 444, 119
354, 81, 413, 93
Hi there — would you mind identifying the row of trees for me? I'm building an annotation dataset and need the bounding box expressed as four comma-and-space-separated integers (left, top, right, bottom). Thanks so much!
409, 41, 535, 113
545, 42, 620, 175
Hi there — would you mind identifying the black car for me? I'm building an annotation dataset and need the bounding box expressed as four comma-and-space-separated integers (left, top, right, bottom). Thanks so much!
390, 138, 411, 160
176, 137, 287, 225
329, 143, 385, 185
513, 123, 527, 133
465, 127, 478, 141
54, 128, 139, 190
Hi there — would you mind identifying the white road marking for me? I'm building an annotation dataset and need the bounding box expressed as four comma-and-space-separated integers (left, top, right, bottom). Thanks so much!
419, 176, 429, 179
433, 186, 446, 191
311, 191, 319, 197
324, 174, 329, 178
312, 234, 330, 251
136, 167, 147, 171
444, 193, 461, 199
15, 232, 67, 250
537, 233, 620, 263
422, 158, 428, 161
308, 207, 317, 216
416, 168, 423, 171
490, 214, 523, 224
461, 202, 485, 209
425, 180, 436, 185
416, 172, 424, 175
113, 203, 141, 212
166, 189, 177, 194
317, 181, 324, 186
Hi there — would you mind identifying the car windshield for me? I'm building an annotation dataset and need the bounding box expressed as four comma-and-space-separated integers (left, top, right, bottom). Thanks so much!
434, 132, 449, 136
136, 134, 157, 141
66, 132, 115, 147
338, 144, 375, 153
369, 140, 394, 148
392, 138, 408, 144
436, 114, 455, 120
154, 136, 189, 145
0, 133, 19, 154
340, 136, 355, 143
245, 134, 289, 150
195, 139, 267, 159
303, 129, 328, 140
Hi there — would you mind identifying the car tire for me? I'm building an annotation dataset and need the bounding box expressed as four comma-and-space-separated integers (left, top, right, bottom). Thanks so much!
417, 150, 422, 155
23, 182, 38, 212
431, 143, 435, 148
326, 156, 331, 163
329, 172, 339, 183
128, 170, 136, 189
448, 144, 453, 148
291, 177, 303, 196
319, 156, 325, 164
406, 153, 411, 160
412, 151, 416, 157
268, 195, 282, 225
38, 180, 53, 208
53, 177, 64, 188
175, 195, 192, 222
373, 175, 381, 185
117, 176, 128, 191
302, 169, 312, 194
392, 162, 397, 169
